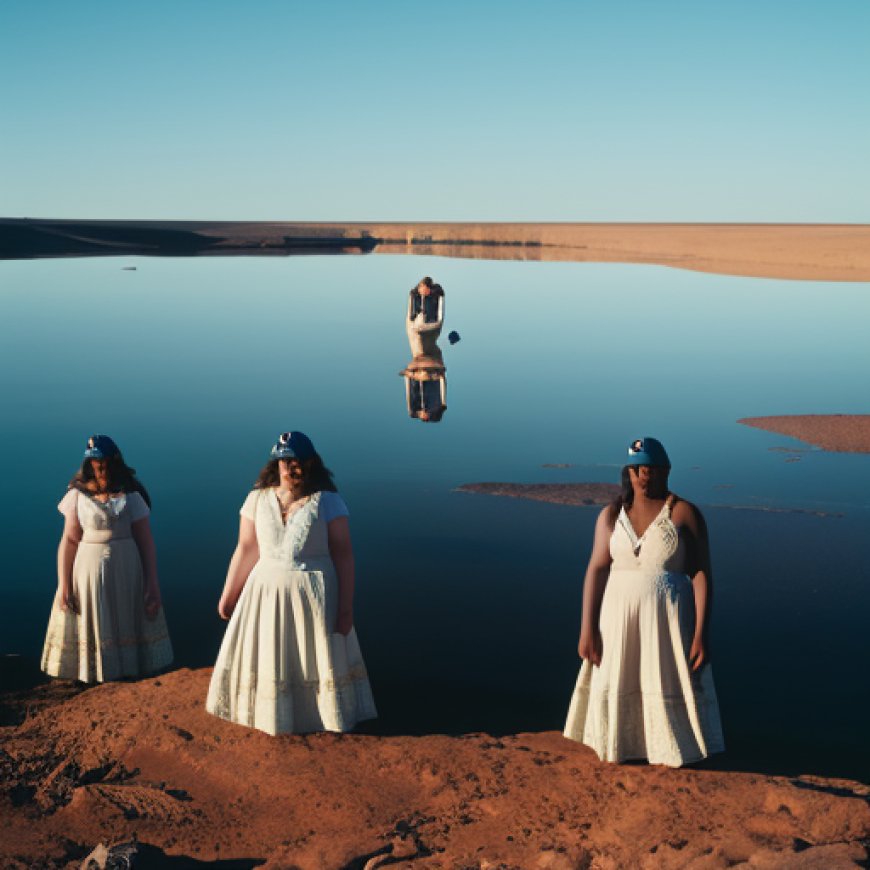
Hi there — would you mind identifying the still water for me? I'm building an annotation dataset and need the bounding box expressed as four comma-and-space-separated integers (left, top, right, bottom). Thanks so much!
1, 255, 868, 780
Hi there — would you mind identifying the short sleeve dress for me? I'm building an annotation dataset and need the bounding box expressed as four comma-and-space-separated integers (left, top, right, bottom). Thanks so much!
563, 496, 724, 767
205, 488, 377, 735
41, 488, 173, 682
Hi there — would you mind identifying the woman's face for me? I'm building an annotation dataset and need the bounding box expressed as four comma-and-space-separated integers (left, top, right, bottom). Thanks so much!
90, 458, 109, 482
629, 464, 669, 498
278, 458, 303, 487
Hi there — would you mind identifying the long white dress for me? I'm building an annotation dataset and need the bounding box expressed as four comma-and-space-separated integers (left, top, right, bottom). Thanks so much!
41, 489, 173, 683
205, 488, 377, 735
564, 497, 724, 766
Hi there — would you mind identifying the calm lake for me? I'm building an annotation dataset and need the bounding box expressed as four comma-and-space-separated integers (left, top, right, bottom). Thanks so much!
1, 254, 868, 781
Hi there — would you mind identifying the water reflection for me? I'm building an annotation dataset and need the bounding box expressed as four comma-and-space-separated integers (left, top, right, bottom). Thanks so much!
401, 277, 447, 422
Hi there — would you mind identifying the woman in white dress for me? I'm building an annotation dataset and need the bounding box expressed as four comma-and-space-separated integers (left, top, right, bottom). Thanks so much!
206, 430, 377, 735
564, 437, 724, 767
41, 435, 173, 682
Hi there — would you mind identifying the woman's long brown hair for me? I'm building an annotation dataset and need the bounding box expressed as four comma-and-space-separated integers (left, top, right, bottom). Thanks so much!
610, 465, 634, 512
254, 454, 338, 496
69, 454, 152, 507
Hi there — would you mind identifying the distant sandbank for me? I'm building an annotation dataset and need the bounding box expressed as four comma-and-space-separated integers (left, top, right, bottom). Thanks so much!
456, 481, 620, 506
458, 482, 844, 517
739, 415, 870, 453
3, 218, 870, 280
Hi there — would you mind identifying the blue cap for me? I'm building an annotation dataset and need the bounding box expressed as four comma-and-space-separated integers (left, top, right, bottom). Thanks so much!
271, 431, 316, 461
626, 437, 671, 468
84, 434, 120, 460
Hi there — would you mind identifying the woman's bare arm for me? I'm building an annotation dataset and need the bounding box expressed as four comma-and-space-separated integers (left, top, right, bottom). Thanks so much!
57, 511, 83, 613
674, 500, 713, 671
218, 517, 259, 620
132, 517, 161, 619
327, 516, 355, 636
577, 504, 617, 666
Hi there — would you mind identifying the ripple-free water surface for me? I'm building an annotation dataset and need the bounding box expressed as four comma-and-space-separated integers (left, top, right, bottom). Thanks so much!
1, 255, 868, 780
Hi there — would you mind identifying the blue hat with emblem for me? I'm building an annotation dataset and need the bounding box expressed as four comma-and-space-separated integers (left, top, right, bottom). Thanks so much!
271, 431, 316, 461
83, 434, 120, 460
626, 437, 671, 468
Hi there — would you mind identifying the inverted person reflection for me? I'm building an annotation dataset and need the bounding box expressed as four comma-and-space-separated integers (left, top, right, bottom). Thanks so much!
401, 277, 447, 422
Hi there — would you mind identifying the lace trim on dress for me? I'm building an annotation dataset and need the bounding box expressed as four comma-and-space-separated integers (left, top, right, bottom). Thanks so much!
207, 663, 373, 725
618, 501, 680, 563
284, 490, 322, 559
212, 663, 369, 697
573, 687, 722, 766
41, 631, 173, 680
42, 629, 171, 651
82, 491, 128, 517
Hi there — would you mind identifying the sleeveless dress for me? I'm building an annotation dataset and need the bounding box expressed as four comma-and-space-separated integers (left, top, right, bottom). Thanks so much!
563, 497, 724, 766
205, 489, 377, 735
41, 489, 173, 683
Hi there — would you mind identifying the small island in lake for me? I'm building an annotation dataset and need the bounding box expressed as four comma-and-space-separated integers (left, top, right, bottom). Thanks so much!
739, 415, 870, 453
456, 481, 621, 506
458, 482, 844, 517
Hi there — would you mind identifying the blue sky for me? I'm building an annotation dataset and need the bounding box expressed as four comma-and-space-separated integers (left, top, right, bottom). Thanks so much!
2, 1, 868, 221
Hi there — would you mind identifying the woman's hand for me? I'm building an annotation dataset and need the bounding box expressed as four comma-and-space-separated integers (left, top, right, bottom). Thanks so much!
218, 592, 236, 621
575, 506, 616, 669
334, 608, 353, 636
59, 585, 79, 615
578, 628, 602, 666
689, 634, 706, 671
327, 516, 356, 638
217, 517, 258, 622
57, 511, 82, 616
143, 584, 161, 620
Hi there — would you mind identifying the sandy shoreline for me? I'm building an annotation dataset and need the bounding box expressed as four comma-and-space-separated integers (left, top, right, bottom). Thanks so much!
3, 219, 870, 280
739, 415, 870, 453
1, 668, 868, 869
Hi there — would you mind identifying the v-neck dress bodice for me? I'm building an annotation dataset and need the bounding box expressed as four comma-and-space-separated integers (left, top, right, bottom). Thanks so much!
564, 496, 724, 767
206, 488, 377, 736
253, 490, 333, 570
612, 502, 686, 573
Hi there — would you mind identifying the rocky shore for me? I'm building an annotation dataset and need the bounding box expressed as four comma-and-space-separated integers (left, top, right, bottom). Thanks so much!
1, 668, 868, 869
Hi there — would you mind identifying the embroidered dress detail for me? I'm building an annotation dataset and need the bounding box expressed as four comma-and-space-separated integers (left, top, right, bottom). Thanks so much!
41, 489, 173, 683
563, 497, 724, 767
206, 489, 376, 735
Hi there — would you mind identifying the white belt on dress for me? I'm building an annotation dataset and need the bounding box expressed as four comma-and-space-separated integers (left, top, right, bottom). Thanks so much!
81, 530, 132, 544
260, 554, 332, 571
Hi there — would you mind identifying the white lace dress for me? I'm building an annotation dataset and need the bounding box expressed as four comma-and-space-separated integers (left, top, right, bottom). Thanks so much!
205, 489, 377, 735
564, 497, 724, 766
41, 489, 173, 682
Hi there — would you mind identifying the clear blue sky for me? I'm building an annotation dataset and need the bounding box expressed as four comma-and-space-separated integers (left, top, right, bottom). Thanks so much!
2, 1, 868, 221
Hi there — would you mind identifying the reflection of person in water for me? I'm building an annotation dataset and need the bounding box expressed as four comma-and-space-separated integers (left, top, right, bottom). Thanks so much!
407, 277, 444, 358
403, 277, 447, 422
405, 369, 447, 422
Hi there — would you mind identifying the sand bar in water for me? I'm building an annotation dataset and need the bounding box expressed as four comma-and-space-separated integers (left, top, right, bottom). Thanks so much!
739, 415, 870, 453
3, 219, 870, 281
